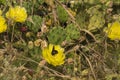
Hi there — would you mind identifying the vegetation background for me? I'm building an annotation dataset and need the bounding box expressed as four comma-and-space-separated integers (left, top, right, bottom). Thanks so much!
0, 0, 120, 80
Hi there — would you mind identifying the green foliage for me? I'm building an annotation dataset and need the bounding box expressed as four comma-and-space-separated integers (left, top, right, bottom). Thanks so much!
88, 12, 105, 31
57, 5, 69, 23
84, 0, 101, 4
76, 10, 89, 29
26, 15, 42, 33
23, 0, 44, 14
65, 24, 80, 41
0, 0, 120, 80
34, 0, 44, 6
0, 55, 26, 80
87, 5, 105, 31
105, 74, 120, 80
113, 0, 120, 5
28, 46, 41, 60
0, 0, 6, 5
23, 1, 32, 14
48, 27, 66, 45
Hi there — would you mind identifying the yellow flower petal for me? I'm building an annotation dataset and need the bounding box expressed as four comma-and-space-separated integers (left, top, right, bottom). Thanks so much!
6, 6, 27, 23
42, 44, 65, 66
106, 21, 120, 40
0, 16, 7, 33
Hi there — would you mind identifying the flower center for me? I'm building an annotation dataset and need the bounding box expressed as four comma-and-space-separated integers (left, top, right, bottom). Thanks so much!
51, 46, 58, 56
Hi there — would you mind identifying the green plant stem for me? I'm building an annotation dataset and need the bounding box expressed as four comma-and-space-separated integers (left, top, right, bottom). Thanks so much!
11, 23, 15, 42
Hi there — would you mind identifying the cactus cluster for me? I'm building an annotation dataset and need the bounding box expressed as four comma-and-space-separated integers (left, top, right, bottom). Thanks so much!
48, 24, 80, 44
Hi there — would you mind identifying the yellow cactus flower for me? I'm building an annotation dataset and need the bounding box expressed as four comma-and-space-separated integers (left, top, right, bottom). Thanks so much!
42, 44, 65, 66
6, 6, 27, 23
0, 16, 7, 33
105, 21, 120, 40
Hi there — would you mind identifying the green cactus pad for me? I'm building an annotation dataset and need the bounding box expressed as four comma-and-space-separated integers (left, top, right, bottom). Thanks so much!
48, 26, 66, 45
57, 5, 69, 23
65, 24, 80, 41
26, 15, 42, 33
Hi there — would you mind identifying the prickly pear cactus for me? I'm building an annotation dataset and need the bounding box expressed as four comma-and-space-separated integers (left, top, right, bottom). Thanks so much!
26, 15, 42, 33
47, 27, 66, 45
76, 11, 89, 29
57, 5, 68, 23
87, 5, 105, 31
88, 13, 105, 31
65, 24, 80, 41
